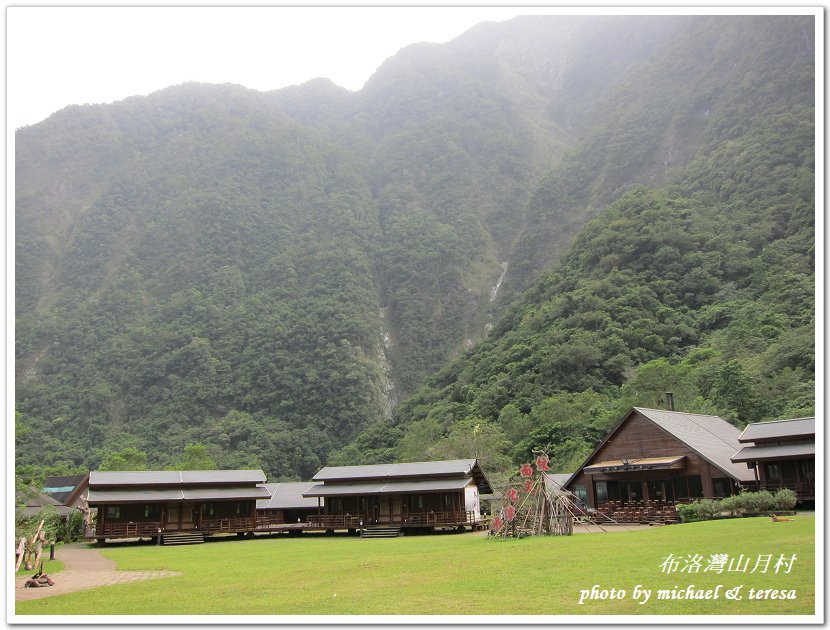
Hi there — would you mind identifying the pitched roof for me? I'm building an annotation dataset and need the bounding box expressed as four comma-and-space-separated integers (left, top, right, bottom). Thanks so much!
87, 486, 270, 504
633, 408, 754, 482
313, 459, 493, 493
41, 474, 88, 504
731, 442, 816, 463
303, 477, 473, 497
43, 474, 86, 490
313, 459, 478, 481
738, 417, 815, 443
257, 482, 320, 510
565, 408, 756, 487
544, 474, 573, 496
89, 470, 266, 487
16, 491, 73, 517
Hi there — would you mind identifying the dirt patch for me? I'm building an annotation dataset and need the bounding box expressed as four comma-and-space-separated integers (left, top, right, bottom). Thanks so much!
15, 543, 180, 603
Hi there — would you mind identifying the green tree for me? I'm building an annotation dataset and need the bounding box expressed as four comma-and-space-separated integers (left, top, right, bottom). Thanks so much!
172, 443, 217, 471
98, 447, 148, 471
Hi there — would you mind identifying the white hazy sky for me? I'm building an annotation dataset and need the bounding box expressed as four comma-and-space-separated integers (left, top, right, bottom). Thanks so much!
7, 6, 527, 130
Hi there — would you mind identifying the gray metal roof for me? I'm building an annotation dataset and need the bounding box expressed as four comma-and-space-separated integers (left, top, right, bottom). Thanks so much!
544, 474, 573, 496
633, 408, 756, 482
738, 417, 815, 443
303, 477, 473, 497
731, 442, 816, 463
89, 470, 266, 487
257, 482, 321, 510
313, 459, 478, 481
88, 486, 270, 504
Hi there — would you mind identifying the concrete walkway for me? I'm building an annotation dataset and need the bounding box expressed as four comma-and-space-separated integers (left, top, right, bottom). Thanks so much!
15, 542, 180, 602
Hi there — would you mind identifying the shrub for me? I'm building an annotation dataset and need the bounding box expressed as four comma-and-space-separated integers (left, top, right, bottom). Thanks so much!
772, 488, 797, 512
676, 490, 795, 523
719, 494, 742, 516
675, 502, 701, 523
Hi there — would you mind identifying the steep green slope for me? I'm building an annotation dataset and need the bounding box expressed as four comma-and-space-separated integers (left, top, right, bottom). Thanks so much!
332, 15, 815, 474
16, 84, 386, 478
505, 15, 815, 299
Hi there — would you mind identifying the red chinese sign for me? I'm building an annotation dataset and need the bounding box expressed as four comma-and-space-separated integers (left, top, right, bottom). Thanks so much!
524, 479, 533, 493
505, 487, 519, 503
520, 463, 534, 478
504, 505, 516, 522
535, 455, 550, 472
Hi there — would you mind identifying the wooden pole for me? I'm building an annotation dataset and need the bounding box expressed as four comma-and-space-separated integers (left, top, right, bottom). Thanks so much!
15, 537, 26, 572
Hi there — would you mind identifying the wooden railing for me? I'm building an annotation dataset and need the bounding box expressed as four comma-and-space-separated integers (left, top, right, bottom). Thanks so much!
256, 515, 286, 528
306, 511, 477, 528
402, 511, 475, 525
306, 514, 362, 528
597, 501, 678, 524
87, 521, 162, 538
200, 517, 257, 533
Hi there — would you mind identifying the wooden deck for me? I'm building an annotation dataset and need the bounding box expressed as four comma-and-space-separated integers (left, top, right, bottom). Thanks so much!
87, 510, 484, 540
596, 501, 679, 524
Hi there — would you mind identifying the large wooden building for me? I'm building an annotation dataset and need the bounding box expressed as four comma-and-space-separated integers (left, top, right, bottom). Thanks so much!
85, 470, 270, 543
302, 459, 492, 532
731, 417, 815, 504
565, 408, 756, 520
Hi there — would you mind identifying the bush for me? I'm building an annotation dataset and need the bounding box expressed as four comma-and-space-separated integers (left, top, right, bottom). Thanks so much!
675, 502, 701, 523
772, 488, 797, 512
739, 489, 775, 514
676, 490, 797, 523
718, 494, 742, 516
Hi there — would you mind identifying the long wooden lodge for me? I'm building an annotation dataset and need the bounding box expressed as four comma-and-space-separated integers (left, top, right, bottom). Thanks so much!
302, 459, 492, 532
564, 407, 756, 523
85, 470, 270, 543
731, 417, 815, 504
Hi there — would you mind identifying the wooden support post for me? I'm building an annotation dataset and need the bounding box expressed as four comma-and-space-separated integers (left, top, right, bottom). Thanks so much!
15, 537, 26, 572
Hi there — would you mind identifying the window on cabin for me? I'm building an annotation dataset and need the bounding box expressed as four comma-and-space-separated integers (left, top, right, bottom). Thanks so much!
798, 459, 814, 482
144, 504, 159, 518
764, 463, 782, 481
408, 495, 424, 510
595, 481, 609, 503
621, 481, 642, 502
687, 476, 703, 498
105, 505, 121, 520
573, 485, 587, 507
648, 479, 672, 501
713, 478, 733, 498
673, 476, 689, 499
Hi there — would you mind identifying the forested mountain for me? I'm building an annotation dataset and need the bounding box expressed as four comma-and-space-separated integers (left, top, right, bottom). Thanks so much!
15, 15, 815, 481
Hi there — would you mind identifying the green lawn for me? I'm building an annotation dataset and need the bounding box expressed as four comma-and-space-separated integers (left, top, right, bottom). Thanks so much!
16, 557, 64, 576
16, 516, 815, 617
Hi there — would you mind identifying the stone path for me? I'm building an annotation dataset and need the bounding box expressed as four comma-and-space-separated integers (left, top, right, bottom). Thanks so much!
15, 543, 180, 602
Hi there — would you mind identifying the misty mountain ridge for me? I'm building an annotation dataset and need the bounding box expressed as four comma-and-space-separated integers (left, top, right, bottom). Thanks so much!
15, 15, 814, 480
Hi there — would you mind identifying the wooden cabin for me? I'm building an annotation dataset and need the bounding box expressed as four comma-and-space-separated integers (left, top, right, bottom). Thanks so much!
302, 459, 492, 532
85, 470, 270, 542
256, 481, 321, 527
565, 408, 756, 522
731, 417, 815, 504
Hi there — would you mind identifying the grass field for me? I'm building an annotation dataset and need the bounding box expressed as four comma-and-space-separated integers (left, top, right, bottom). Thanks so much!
16, 557, 64, 575
15, 516, 815, 617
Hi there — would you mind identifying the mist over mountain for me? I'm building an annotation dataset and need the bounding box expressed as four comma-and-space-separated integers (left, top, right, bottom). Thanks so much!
15, 15, 815, 479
